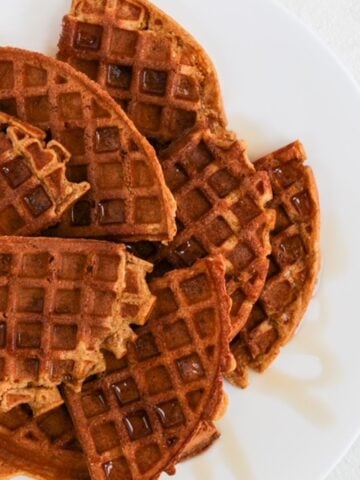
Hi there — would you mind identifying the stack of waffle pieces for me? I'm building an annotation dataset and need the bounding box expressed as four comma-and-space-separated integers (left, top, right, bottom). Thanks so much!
0, 0, 320, 479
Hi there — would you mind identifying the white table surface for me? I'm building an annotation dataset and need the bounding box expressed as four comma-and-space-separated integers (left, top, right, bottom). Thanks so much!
276, 2, 360, 479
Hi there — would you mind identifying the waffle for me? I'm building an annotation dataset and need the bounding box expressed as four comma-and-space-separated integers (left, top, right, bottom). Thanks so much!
0, 275, 166, 480
65, 255, 233, 480
0, 404, 89, 480
228, 141, 321, 387
134, 127, 275, 339
180, 388, 228, 461
0, 399, 220, 477
0, 236, 154, 415
0, 47, 176, 241
57, 0, 226, 147
180, 421, 219, 461
0, 112, 89, 236
0, 252, 155, 480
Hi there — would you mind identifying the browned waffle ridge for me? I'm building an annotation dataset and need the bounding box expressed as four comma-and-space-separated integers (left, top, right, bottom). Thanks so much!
0, 112, 89, 235
228, 141, 321, 387
0, 236, 154, 415
132, 127, 275, 340
57, 0, 226, 147
65, 255, 233, 480
0, 47, 176, 241
0, 403, 89, 480
0, 392, 222, 477
180, 421, 220, 461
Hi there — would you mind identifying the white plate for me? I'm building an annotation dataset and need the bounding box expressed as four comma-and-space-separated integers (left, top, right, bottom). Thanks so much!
1, 0, 360, 479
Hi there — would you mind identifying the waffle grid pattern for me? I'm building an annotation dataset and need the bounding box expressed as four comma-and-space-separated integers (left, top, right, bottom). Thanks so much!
66, 257, 231, 480
0, 404, 89, 479
58, 0, 224, 143
0, 250, 155, 480
0, 48, 175, 241
229, 141, 320, 387
0, 237, 130, 413
0, 114, 88, 236
150, 128, 275, 338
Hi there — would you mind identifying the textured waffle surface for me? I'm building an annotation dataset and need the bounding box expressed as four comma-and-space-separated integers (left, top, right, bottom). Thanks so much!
0, 253, 155, 480
0, 236, 154, 415
228, 141, 320, 387
58, 0, 226, 146
0, 47, 176, 241
0, 403, 89, 480
65, 256, 233, 480
0, 112, 89, 236
135, 127, 275, 339
180, 421, 220, 461
119, 253, 155, 328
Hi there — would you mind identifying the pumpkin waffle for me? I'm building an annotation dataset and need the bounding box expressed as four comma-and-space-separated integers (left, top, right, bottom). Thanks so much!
65, 255, 233, 480
57, 0, 226, 147
180, 421, 219, 461
134, 127, 275, 339
0, 401, 220, 479
228, 141, 320, 387
0, 47, 176, 242
180, 386, 228, 461
0, 236, 154, 415
0, 253, 155, 480
0, 112, 89, 236
0, 404, 89, 480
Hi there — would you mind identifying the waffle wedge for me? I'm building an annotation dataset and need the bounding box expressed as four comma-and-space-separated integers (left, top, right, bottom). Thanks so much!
0, 252, 156, 480
65, 255, 233, 480
180, 421, 220, 461
0, 404, 89, 480
0, 112, 89, 236
58, 0, 226, 147
0, 397, 219, 478
228, 141, 320, 387
0, 47, 176, 241
0, 236, 154, 415
132, 127, 275, 340
180, 384, 228, 461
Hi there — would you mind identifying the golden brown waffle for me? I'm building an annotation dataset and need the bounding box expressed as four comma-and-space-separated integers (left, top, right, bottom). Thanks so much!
57, 0, 226, 147
180, 421, 219, 461
228, 141, 320, 387
65, 256, 233, 480
0, 112, 89, 236
180, 389, 228, 461
0, 47, 176, 241
136, 127, 275, 339
0, 253, 155, 480
0, 236, 154, 415
0, 404, 89, 479
0, 397, 218, 478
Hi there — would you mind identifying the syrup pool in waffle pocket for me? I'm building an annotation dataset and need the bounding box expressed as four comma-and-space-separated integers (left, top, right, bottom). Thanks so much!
132, 127, 276, 341
65, 256, 233, 480
0, 112, 89, 235
58, 0, 227, 147
229, 141, 320, 387
0, 47, 176, 242
0, 257, 232, 480
0, 236, 154, 416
